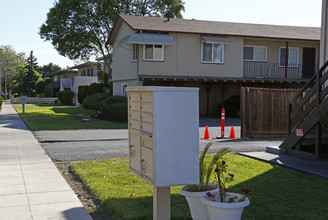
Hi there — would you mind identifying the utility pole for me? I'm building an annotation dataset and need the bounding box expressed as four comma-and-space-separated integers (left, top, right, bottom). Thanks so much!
4, 67, 6, 100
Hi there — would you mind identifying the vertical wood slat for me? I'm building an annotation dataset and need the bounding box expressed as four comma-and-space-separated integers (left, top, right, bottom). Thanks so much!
241, 87, 300, 137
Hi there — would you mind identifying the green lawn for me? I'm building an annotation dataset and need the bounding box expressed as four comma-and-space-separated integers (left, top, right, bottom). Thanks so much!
70, 154, 328, 220
13, 104, 128, 130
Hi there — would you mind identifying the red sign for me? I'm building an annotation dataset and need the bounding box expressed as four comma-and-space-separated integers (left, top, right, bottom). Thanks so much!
295, 129, 304, 137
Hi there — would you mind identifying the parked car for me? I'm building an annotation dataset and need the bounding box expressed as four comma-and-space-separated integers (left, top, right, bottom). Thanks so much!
218, 96, 240, 118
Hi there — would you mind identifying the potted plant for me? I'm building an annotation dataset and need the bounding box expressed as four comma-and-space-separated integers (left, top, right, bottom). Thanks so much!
201, 157, 250, 220
180, 143, 230, 220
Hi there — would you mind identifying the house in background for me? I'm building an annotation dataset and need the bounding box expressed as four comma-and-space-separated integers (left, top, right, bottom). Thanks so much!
46, 70, 78, 97
108, 15, 320, 116
96, 54, 113, 82
64, 62, 99, 105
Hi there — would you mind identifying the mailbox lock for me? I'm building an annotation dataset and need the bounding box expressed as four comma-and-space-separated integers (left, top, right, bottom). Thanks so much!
130, 150, 136, 158
129, 144, 135, 158
141, 159, 146, 173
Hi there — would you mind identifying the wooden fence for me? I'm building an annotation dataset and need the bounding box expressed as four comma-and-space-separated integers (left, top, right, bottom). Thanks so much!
241, 87, 300, 138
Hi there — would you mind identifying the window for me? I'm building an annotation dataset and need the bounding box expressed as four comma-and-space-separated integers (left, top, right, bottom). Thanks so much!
133, 44, 138, 61
87, 69, 91, 76
121, 83, 128, 96
280, 47, 299, 67
143, 44, 164, 61
82, 70, 86, 76
243, 46, 267, 61
201, 42, 224, 63
90, 68, 94, 76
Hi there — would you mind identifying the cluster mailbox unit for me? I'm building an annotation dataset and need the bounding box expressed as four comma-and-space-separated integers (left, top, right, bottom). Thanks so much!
126, 86, 200, 220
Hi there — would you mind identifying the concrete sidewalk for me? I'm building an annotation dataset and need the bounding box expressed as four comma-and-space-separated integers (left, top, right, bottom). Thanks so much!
240, 151, 328, 180
0, 102, 92, 220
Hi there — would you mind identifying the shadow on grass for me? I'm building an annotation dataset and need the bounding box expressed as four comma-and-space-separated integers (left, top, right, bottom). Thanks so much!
103, 168, 328, 220
50, 107, 95, 115
229, 167, 328, 220
103, 194, 192, 220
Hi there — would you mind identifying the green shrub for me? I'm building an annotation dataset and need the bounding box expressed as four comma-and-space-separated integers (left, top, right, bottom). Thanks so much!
56, 91, 61, 101
56, 90, 75, 105
100, 96, 128, 122
0, 96, 3, 109
78, 85, 89, 104
88, 83, 105, 95
82, 92, 108, 111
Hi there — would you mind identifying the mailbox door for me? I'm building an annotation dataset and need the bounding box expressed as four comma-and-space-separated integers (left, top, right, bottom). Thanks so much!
141, 146, 153, 180
129, 132, 141, 173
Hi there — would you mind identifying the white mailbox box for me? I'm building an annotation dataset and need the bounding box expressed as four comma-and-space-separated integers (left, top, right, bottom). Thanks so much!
126, 86, 199, 187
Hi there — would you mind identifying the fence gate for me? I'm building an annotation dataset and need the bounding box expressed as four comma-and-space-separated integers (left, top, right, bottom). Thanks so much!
241, 87, 300, 138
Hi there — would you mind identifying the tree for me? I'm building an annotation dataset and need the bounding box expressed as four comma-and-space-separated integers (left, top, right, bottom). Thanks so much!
22, 51, 43, 97
38, 63, 62, 76
39, 0, 185, 73
0, 45, 25, 97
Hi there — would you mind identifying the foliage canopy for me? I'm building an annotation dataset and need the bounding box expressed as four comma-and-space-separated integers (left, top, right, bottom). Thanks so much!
39, 0, 185, 69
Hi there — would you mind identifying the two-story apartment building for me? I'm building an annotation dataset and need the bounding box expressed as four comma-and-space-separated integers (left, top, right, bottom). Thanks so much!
47, 70, 78, 97
108, 15, 320, 115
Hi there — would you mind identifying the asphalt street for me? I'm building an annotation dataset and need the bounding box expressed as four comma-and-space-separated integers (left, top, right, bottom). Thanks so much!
34, 118, 283, 162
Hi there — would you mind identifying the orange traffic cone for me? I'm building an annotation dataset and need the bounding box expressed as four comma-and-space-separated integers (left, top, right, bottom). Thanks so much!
203, 125, 210, 139
230, 126, 236, 139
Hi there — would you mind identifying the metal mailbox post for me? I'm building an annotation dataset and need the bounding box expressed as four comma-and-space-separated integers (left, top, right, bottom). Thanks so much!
126, 86, 199, 220
20, 96, 28, 114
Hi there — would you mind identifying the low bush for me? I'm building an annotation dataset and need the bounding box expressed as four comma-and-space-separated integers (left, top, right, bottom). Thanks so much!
56, 90, 75, 105
100, 96, 128, 122
78, 85, 89, 104
82, 92, 108, 111
0, 96, 3, 109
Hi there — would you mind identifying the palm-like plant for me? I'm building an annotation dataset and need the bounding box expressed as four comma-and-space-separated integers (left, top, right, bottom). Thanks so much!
188, 143, 230, 192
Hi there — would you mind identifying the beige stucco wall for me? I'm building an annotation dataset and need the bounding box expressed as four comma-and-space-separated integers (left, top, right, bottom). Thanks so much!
112, 22, 137, 82
244, 38, 320, 66
243, 38, 319, 78
113, 79, 140, 96
138, 33, 243, 77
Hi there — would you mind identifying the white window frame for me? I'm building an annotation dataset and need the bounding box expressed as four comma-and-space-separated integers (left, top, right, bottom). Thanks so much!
201, 42, 224, 64
279, 47, 299, 67
143, 44, 164, 61
243, 45, 267, 62
121, 83, 128, 96
132, 44, 138, 62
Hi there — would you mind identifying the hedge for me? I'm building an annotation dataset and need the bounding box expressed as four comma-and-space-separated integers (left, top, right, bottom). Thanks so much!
88, 83, 105, 95
100, 96, 128, 122
0, 96, 3, 109
56, 90, 75, 105
82, 92, 108, 111
78, 85, 89, 104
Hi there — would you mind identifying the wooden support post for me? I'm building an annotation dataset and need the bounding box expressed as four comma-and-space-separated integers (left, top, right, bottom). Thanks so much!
315, 125, 321, 159
315, 67, 322, 159
202, 83, 214, 116
285, 41, 289, 78
287, 104, 292, 136
153, 187, 170, 220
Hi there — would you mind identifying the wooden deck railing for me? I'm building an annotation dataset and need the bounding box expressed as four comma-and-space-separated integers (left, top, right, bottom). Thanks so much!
243, 62, 319, 79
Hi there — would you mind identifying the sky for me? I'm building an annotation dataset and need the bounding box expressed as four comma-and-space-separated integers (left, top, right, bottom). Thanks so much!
0, 0, 323, 68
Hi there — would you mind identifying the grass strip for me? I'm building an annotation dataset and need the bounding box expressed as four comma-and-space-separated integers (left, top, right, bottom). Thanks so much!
13, 104, 128, 130
70, 154, 328, 220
